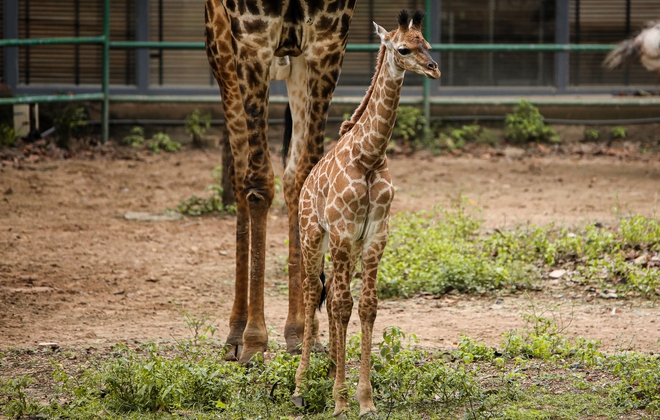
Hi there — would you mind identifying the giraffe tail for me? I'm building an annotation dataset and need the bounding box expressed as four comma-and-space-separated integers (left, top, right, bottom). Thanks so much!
318, 271, 326, 312
282, 102, 293, 168
603, 38, 640, 70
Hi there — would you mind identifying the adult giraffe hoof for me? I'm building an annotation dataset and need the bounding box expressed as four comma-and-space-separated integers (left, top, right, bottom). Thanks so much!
359, 407, 377, 418
292, 394, 305, 408
237, 345, 264, 365
224, 344, 242, 361
285, 336, 302, 355
332, 409, 348, 419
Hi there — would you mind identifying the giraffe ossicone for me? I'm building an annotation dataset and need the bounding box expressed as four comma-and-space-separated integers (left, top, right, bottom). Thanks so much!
293, 9, 439, 417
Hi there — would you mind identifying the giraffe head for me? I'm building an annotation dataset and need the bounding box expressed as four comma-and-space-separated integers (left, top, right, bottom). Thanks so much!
373, 10, 440, 79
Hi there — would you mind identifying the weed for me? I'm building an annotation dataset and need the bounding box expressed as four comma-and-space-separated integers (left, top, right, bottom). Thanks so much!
175, 166, 236, 216
148, 132, 180, 153
123, 126, 146, 147
185, 109, 211, 147
392, 106, 429, 148
0, 375, 42, 418
584, 128, 599, 141
378, 199, 530, 298
53, 104, 88, 148
0, 124, 18, 147
611, 126, 627, 140
438, 124, 498, 150
504, 100, 559, 144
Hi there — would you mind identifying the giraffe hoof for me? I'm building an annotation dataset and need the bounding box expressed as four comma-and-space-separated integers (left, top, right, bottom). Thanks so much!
237, 345, 264, 365
224, 344, 242, 361
359, 407, 377, 418
292, 394, 305, 408
312, 341, 328, 354
333, 409, 348, 419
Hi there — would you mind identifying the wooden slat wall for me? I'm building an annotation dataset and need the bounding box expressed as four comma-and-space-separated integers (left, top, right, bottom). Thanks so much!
439, 0, 556, 87
149, 0, 212, 86
9, 0, 659, 89
16, 0, 134, 85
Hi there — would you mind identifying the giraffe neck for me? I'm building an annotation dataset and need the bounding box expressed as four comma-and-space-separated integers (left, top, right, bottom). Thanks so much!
350, 46, 405, 168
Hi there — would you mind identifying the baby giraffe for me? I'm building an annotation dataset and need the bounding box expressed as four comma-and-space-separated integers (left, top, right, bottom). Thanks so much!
293, 10, 440, 418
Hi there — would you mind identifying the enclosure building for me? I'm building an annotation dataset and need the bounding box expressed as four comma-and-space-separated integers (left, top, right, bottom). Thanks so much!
2, 0, 659, 99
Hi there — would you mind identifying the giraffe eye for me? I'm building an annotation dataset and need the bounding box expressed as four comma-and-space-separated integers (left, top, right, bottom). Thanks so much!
398, 47, 411, 56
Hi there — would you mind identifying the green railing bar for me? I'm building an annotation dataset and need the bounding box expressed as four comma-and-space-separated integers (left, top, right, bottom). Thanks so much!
102, 0, 110, 143
427, 97, 660, 106
105, 41, 617, 52
422, 0, 432, 141
109, 41, 206, 49
0, 93, 105, 105
345, 43, 616, 52
0, 36, 105, 47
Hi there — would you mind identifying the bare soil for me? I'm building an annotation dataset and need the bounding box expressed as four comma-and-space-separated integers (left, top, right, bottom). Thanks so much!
1, 143, 660, 357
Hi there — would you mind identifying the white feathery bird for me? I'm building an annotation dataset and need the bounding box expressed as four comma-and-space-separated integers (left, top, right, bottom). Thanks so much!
603, 21, 660, 75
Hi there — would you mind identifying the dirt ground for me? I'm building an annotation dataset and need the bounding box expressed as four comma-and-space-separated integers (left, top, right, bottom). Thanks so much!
1, 143, 660, 357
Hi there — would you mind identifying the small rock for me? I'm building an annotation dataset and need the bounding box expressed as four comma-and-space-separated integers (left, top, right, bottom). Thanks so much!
634, 254, 648, 265
504, 147, 525, 159
549, 269, 567, 279
600, 290, 618, 299
218, 250, 228, 256
124, 211, 183, 222
146, 277, 159, 283
569, 362, 582, 370
611, 307, 619, 315
38, 342, 59, 349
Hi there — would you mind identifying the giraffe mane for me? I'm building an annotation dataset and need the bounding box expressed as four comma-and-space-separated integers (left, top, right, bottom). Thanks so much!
338, 44, 386, 137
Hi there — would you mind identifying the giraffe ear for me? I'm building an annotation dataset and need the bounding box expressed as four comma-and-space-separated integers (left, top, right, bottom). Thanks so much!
373, 22, 388, 42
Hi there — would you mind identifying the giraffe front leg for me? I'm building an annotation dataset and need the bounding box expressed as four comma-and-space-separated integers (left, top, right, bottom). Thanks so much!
356, 239, 388, 417
225, 199, 249, 360
293, 222, 326, 406
235, 54, 276, 365
328, 252, 356, 418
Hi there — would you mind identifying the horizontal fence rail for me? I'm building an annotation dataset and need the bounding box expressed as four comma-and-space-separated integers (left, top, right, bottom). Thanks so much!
1, 0, 656, 143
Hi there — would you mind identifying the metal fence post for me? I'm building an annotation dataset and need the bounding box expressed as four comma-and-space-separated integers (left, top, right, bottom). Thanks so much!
422, 0, 433, 138
555, 0, 570, 92
102, 0, 110, 143
3, 0, 19, 91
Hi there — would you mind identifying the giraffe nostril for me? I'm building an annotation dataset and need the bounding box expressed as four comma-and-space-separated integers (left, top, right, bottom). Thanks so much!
427, 62, 437, 70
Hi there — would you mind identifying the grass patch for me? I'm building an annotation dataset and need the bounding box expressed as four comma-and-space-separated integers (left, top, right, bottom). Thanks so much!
378, 200, 659, 299
2, 315, 658, 419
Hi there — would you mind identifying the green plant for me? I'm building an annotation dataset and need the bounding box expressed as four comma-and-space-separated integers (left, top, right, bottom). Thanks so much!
378, 199, 530, 298
148, 132, 180, 153
439, 124, 498, 150
0, 124, 18, 147
392, 106, 429, 148
611, 126, 627, 140
53, 104, 88, 148
504, 100, 559, 144
175, 166, 236, 216
0, 375, 42, 418
584, 128, 599, 141
185, 109, 211, 147
123, 126, 146, 147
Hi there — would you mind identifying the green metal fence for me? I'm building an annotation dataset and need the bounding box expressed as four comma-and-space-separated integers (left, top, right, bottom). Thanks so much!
2, 0, 658, 143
